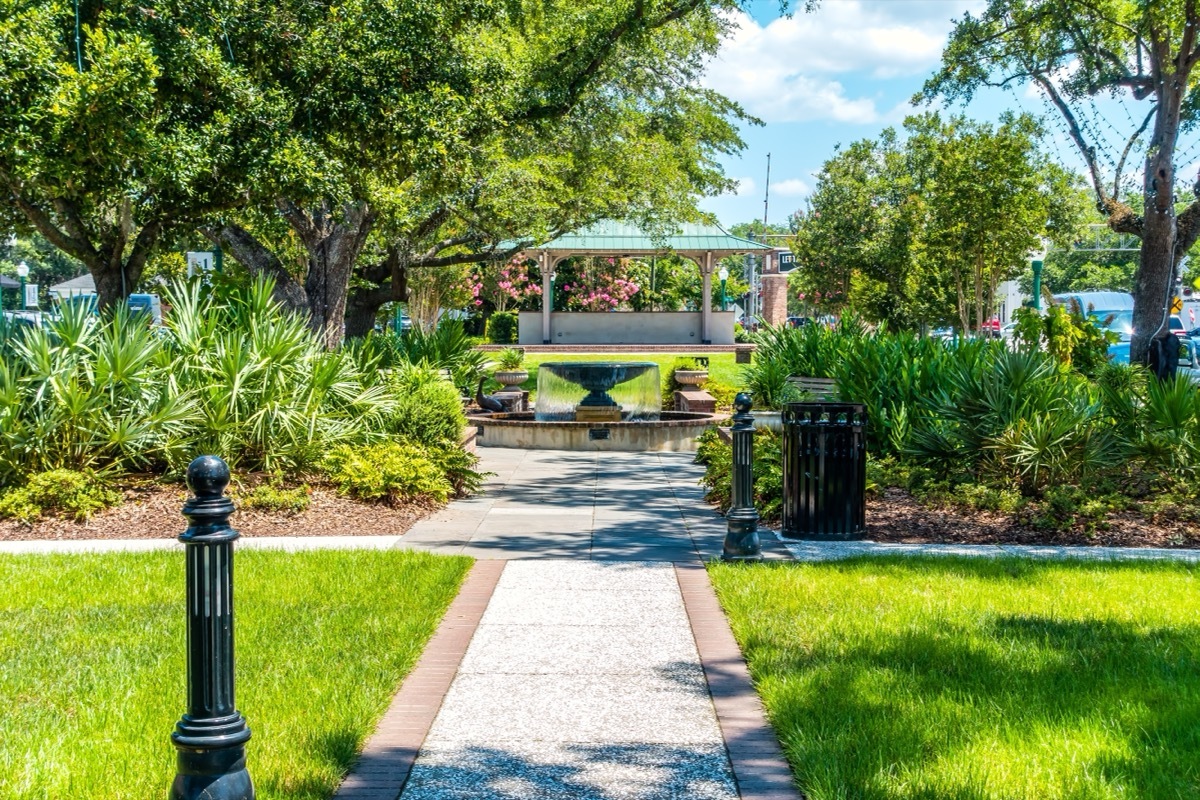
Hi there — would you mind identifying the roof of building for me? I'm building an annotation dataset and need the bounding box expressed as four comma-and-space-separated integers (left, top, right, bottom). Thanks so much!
49, 273, 96, 294
528, 220, 773, 255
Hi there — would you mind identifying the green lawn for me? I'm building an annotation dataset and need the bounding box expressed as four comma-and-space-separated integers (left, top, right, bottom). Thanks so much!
708, 557, 1200, 800
0, 549, 471, 800
513, 352, 744, 397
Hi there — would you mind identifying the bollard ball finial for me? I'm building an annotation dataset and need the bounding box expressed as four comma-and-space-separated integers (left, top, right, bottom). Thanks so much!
186, 455, 230, 498
733, 392, 753, 414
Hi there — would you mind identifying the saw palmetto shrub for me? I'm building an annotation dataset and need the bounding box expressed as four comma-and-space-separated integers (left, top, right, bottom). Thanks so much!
719, 322, 1200, 530
0, 278, 480, 508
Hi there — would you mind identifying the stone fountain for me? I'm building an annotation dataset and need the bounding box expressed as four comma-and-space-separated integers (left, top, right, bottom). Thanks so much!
468, 360, 725, 451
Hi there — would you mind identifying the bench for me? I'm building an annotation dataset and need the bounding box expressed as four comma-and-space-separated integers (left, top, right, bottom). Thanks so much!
787, 376, 839, 400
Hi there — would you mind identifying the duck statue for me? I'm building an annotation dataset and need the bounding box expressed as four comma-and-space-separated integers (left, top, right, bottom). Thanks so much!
475, 378, 505, 413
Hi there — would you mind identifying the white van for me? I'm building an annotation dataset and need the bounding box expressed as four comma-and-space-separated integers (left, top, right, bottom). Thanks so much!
1051, 291, 1135, 319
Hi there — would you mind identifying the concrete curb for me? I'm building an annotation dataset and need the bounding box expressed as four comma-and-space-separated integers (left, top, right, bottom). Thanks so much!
773, 533, 1200, 563
0, 535, 406, 555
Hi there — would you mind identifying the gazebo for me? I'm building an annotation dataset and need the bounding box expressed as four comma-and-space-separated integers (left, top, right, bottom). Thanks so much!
519, 221, 778, 345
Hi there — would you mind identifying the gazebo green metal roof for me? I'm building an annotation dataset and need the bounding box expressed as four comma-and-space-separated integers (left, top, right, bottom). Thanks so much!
528, 220, 773, 255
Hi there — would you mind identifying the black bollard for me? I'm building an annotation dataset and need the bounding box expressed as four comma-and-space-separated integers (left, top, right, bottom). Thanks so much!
170, 456, 255, 800
722, 392, 763, 562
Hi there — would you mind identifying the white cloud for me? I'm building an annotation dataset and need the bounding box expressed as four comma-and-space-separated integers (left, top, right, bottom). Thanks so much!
732, 177, 758, 197
773, 178, 810, 197
702, 1, 982, 124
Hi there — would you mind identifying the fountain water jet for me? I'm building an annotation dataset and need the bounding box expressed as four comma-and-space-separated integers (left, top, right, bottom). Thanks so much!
534, 362, 660, 422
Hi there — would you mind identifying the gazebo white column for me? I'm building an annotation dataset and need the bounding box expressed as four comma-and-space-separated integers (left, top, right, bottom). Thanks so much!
699, 251, 714, 344
540, 253, 554, 344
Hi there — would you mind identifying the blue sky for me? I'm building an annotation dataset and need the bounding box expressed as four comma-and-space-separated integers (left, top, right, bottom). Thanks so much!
696, 0, 1033, 226
695, 0, 1200, 229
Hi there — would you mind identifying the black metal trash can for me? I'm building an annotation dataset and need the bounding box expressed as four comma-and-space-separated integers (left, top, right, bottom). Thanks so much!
781, 402, 867, 540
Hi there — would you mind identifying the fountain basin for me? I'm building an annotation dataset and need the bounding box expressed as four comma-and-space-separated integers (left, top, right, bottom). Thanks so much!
468, 411, 727, 451
535, 361, 660, 422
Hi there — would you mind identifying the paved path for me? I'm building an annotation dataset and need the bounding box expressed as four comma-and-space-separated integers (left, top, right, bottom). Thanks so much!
399, 561, 738, 799
335, 449, 798, 800
397, 449, 792, 562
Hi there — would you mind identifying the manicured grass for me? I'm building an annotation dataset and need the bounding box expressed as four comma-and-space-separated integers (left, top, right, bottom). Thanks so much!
708, 557, 1200, 800
0, 549, 471, 800
516, 352, 744, 396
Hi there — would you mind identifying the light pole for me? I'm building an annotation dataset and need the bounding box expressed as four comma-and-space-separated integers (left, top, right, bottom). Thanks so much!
15, 261, 29, 311
1030, 241, 1048, 311
718, 266, 729, 312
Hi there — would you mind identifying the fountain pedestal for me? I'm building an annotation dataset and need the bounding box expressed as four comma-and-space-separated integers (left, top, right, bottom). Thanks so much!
575, 405, 622, 422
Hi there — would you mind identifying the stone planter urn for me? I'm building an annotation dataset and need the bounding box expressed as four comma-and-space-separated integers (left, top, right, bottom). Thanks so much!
674, 369, 709, 387
752, 410, 784, 433
493, 369, 529, 388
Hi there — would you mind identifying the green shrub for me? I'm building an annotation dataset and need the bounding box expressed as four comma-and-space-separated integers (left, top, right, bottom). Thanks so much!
1031, 485, 1122, 532
238, 480, 311, 514
423, 443, 489, 497
387, 376, 467, 448
486, 312, 519, 344
739, 355, 802, 411
702, 379, 738, 411
323, 443, 452, 504
696, 427, 784, 523
0, 470, 122, 524
955, 483, 1025, 515
496, 347, 525, 370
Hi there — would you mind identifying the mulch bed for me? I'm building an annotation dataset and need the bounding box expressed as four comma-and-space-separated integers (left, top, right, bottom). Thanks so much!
864, 488, 1200, 549
0, 482, 435, 541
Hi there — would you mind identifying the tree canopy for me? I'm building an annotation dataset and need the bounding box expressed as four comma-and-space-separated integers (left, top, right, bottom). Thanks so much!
789, 113, 1084, 332
1, 0, 756, 346
921, 0, 1200, 361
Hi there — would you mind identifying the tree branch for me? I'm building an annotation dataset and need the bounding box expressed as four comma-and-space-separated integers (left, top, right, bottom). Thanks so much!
4, 183, 99, 267
201, 222, 309, 313
521, 0, 704, 121
1113, 104, 1156, 200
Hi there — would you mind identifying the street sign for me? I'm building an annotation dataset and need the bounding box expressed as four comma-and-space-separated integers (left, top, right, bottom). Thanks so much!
24, 284, 38, 308
186, 251, 215, 277
1171, 296, 1184, 314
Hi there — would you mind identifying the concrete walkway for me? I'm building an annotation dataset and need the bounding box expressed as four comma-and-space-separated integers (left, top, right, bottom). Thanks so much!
333, 449, 799, 800
399, 561, 739, 799
397, 449, 792, 562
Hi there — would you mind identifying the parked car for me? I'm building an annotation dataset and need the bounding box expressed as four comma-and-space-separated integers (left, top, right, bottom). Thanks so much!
1105, 314, 1200, 380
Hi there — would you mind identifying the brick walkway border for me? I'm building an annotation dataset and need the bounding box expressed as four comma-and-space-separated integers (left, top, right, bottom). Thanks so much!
332, 560, 505, 800
676, 563, 803, 800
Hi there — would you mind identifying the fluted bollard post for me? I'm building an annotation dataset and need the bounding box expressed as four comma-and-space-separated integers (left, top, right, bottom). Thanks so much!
722, 392, 763, 562
170, 456, 254, 800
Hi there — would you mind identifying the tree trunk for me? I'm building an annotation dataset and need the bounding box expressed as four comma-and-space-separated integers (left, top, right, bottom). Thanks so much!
1130, 75, 1185, 365
343, 301, 380, 338
278, 200, 375, 350
344, 248, 410, 339
1131, 206, 1177, 363
91, 263, 130, 310
202, 224, 309, 315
